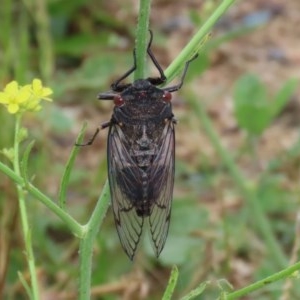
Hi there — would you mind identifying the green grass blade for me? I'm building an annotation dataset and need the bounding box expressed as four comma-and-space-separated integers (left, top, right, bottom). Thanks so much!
58, 122, 87, 210
18, 271, 33, 299
162, 265, 179, 300
180, 281, 209, 300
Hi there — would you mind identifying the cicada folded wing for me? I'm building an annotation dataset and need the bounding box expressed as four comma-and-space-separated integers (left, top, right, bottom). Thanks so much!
148, 119, 175, 256
107, 124, 145, 260
107, 120, 175, 259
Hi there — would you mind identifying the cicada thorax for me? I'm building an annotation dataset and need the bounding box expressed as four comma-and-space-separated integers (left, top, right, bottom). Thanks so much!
113, 79, 173, 124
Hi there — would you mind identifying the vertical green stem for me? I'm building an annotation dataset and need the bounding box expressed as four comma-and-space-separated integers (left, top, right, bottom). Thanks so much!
17, 5, 30, 83
186, 92, 287, 268
14, 115, 39, 300
134, 0, 151, 80
79, 181, 111, 300
31, 0, 54, 82
0, 0, 12, 81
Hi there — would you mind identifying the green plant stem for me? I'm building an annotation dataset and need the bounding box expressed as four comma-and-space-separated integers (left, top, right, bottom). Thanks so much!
13, 115, 39, 300
186, 92, 287, 268
0, 0, 12, 81
79, 180, 110, 300
15, 4, 29, 82
0, 161, 83, 237
134, 0, 152, 80
225, 261, 300, 299
35, 0, 54, 81
23, 0, 53, 81
165, 0, 237, 83
134, 0, 237, 83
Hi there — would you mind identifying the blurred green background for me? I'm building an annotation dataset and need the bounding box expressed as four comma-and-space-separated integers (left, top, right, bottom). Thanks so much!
0, 0, 300, 299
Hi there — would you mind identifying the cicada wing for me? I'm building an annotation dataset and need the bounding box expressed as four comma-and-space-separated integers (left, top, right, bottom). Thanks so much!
108, 124, 144, 260
148, 120, 175, 256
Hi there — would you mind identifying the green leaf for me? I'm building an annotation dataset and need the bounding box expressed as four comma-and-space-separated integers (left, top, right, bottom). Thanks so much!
162, 266, 179, 300
233, 74, 271, 135
20, 140, 35, 184
217, 278, 234, 293
271, 78, 298, 117
18, 271, 33, 299
180, 281, 209, 300
233, 75, 298, 136
58, 122, 87, 209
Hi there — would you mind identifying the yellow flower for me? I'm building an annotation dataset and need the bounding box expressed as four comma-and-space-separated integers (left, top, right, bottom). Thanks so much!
0, 79, 53, 114
0, 81, 31, 114
30, 79, 53, 101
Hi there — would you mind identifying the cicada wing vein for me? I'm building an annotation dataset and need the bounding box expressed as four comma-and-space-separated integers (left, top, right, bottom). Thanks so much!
148, 120, 175, 256
108, 124, 144, 259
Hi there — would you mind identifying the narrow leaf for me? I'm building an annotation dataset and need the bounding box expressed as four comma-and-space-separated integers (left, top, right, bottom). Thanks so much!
18, 271, 33, 299
162, 265, 179, 300
58, 122, 87, 210
20, 140, 35, 184
180, 281, 209, 300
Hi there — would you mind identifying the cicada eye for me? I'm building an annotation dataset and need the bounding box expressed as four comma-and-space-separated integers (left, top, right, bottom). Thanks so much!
163, 91, 172, 102
114, 95, 124, 107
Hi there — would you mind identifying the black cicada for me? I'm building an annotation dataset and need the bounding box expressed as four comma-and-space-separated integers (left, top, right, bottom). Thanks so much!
79, 31, 196, 260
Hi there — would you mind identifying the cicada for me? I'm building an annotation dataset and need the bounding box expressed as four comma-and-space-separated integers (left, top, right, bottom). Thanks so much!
79, 31, 196, 259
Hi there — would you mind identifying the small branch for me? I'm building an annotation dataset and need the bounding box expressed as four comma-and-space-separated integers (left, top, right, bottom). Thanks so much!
13, 115, 39, 300
165, 0, 237, 83
225, 261, 300, 299
0, 161, 83, 237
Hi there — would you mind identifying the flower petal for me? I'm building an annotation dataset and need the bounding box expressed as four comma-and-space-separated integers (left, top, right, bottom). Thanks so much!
41, 87, 53, 97
0, 92, 9, 103
5, 81, 19, 95
18, 89, 31, 103
1, 79, 53, 114
32, 79, 42, 90
7, 103, 19, 114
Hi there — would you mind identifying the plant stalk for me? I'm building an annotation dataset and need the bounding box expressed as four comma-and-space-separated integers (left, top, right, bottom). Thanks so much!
165, 0, 237, 83
225, 261, 300, 299
14, 115, 39, 300
134, 0, 152, 80
79, 181, 110, 300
